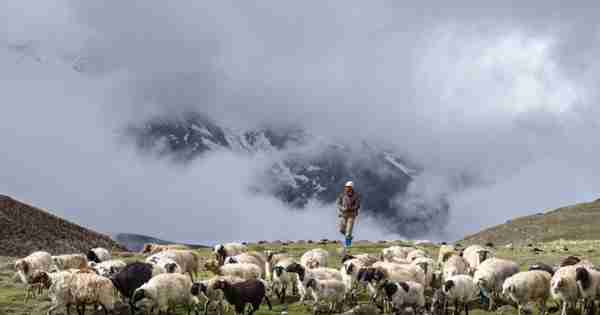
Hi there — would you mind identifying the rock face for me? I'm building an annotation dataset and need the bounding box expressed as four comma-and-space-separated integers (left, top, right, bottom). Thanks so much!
128, 113, 450, 237
0, 195, 126, 257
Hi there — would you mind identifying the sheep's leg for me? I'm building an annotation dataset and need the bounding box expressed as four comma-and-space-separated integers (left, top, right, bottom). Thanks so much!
464, 302, 469, 315
561, 301, 568, 315
487, 297, 495, 311
47, 302, 59, 315
538, 299, 546, 315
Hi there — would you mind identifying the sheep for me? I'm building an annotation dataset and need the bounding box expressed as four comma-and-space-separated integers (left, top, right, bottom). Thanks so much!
29, 270, 75, 315
205, 259, 262, 280
412, 257, 436, 287
264, 250, 291, 280
551, 265, 581, 315
286, 263, 342, 302
14, 251, 53, 301
382, 246, 415, 263
372, 261, 426, 286
443, 254, 470, 281
212, 279, 272, 315
224, 251, 267, 276
306, 278, 347, 313
89, 259, 127, 278
473, 258, 519, 311
110, 262, 159, 315
341, 303, 381, 315
438, 245, 458, 265
140, 243, 189, 255
431, 288, 449, 315
502, 270, 551, 315
69, 272, 118, 315
440, 274, 479, 315
191, 276, 245, 315
575, 267, 600, 314
407, 249, 429, 262
357, 264, 425, 304
133, 273, 200, 315
213, 243, 248, 264
271, 258, 298, 303
51, 254, 88, 271
463, 245, 493, 271
529, 262, 556, 276
300, 248, 330, 269
341, 253, 379, 266
86, 248, 111, 263
381, 280, 426, 315
145, 255, 183, 274
149, 249, 200, 280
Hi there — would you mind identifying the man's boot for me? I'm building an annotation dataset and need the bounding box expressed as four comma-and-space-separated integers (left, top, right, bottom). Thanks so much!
345, 236, 353, 248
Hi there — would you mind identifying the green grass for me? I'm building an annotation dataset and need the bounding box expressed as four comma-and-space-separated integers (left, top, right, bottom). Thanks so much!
3, 240, 600, 314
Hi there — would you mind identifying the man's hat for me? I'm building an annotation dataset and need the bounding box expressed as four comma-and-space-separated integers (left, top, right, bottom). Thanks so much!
344, 181, 354, 187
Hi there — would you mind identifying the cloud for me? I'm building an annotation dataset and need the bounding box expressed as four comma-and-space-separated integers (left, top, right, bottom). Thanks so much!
1, 1, 600, 242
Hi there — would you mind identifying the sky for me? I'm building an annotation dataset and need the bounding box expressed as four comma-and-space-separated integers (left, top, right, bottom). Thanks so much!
1, 1, 600, 244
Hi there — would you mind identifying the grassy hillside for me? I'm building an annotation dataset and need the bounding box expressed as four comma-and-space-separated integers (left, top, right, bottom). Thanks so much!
4, 239, 600, 315
462, 199, 600, 246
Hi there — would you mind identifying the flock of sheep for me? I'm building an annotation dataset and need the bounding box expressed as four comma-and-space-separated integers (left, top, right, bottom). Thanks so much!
10, 242, 600, 315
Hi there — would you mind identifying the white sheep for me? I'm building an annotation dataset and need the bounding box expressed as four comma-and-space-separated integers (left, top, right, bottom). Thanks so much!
29, 270, 75, 315
473, 258, 519, 310
265, 251, 291, 281
205, 259, 262, 281
442, 274, 479, 315
150, 250, 200, 280
140, 243, 189, 255
213, 242, 248, 264
463, 245, 493, 271
300, 248, 330, 269
286, 263, 342, 302
502, 270, 551, 315
51, 254, 87, 271
438, 245, 458, 265
412, 257, 436, 287
89, 259, 127, 278
382, 246, 415, 262
575, 266, 600, 315
407, 249, 429, 262
443, 254, 470, 281
271, 258, 298, 303
86, 247, 111, 263
224, 251, 267, 276
306, 278, 347, 312
381, 280, 426, 314
69, 272, 117, 314
372, 261, 426, 286
133, 273, 199, 315
14, 251, 53, 300
551, 265, 581, 315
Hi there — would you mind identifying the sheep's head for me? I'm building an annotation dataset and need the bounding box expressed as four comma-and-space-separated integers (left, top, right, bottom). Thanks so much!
306, 259, 320, 269
341, 254, 355, 264
478, 250, 489, 263
51, 257, 63, 269
381, 280, 398, 298
306, 278, 318, 290
285, 263, 305, 281
204, 260, 220, 274
165, 262, 179, 273
372, 269, 386, 282
274, 266, 285, 277
141, 244, 154, 254
30, 270, 51, 289
225, 257, 238, 264
265, 250, 274, 262
213, 279, 229, 290
442, 280, 454, 293
15, 260, 29, 274
214, 245, 227, 265
576, 267, 591, 290
133, 288, 154, 311
191, 282, 207, 296
344, 262, 355, 275
87, 250, 100, 263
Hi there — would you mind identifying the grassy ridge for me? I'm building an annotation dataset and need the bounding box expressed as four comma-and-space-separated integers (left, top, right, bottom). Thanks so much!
3, 239, 600, 314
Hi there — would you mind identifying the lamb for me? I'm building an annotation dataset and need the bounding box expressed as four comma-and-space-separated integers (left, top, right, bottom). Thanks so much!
86, 248, 111, 263
150, 249, 200, 280
110, 262, 160, 314
551, 265, 581, 315
133, 273, 200, 315
212, 279, 272, 315
14, 251, 53, 300
341, 258, 372, 296
463, 245, 493, 271
145, 255, 183, 274
502, 270, 551, 315
473, 258, 519, 310
89, 259, 127, 278
443, 254, 470, 280
213, 243, 248, 264
300, 248, 330, 269
265, 251, 291, 281
205, 259, 262, 280
286, 262, 342, 302
382, 246, 415, 263
306, 278, 347, 313
271, 258, 298, 303
140, 243, 190, 255
224, 251, 267, 276
29, 270, 75, 315
438, 245, 458, 265
69, 272, 118, 315
441, 275, 479, 315
357, 264, 425, 302
51, 254, 88, 271
406, 249, 429, 262
381, 280, 426, 315
191, 275, 245, 315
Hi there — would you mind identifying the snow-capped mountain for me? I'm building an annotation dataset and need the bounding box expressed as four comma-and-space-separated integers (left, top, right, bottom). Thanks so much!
129, 113, 449, 237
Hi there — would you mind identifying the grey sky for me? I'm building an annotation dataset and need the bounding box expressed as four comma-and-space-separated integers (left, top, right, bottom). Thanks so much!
1, 1, 599, 242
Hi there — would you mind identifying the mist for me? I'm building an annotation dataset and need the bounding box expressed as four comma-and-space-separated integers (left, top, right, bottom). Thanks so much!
1, 1, 600, 243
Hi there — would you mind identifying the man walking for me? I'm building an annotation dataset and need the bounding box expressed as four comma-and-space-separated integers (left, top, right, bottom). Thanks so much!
336, 181, 360, 250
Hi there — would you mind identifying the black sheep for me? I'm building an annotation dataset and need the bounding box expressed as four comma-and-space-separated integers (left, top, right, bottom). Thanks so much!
110, 262, 154, 315
213, 279, 272, 315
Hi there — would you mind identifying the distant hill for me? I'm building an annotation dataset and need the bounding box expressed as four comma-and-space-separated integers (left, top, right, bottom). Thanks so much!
462, 199, 600, 246
113, 233, 209, 252
0, 195, 126, 257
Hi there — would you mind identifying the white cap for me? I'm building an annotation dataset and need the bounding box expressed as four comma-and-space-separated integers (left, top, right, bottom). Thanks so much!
344, 181, 354, 187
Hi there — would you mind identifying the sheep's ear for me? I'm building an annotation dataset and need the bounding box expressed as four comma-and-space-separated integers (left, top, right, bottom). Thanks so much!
398, 281, 410, 292
443, 280, 454, 292
383, 282, 398, 297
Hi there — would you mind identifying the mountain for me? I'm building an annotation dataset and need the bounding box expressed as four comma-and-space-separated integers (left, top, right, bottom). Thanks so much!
129, 113, 450, 237
0, 195, 125, 257
113, 233, 209, 252
462, 199, 600, 246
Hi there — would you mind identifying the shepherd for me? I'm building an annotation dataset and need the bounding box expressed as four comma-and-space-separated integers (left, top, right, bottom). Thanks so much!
336, 181, 361, 250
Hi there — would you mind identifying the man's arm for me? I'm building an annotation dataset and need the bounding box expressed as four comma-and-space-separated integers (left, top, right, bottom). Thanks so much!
336, 194, 344, 216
